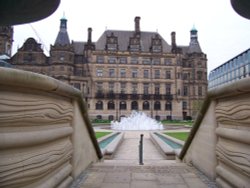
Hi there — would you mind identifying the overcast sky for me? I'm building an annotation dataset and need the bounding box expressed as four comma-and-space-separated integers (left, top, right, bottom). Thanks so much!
13, 0, 250, 73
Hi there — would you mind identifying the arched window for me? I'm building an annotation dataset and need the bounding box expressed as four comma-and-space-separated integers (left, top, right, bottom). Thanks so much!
95, 101, 103, 110
143, 101, 150, 110
154, 101, 161, 110
96, 115, 102, 120
108, 115, 114, 121
107, 101, 115, 110
131, 101, 138, 110
165, 102, 172, 111
155, 115, 160, 121
120, 101, 127, 110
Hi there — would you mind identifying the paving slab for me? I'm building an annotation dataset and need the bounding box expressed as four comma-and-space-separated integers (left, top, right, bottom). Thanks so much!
71, 131, 217, 188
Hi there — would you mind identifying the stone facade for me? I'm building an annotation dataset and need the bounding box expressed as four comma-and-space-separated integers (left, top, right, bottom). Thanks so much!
6, 17, 207, 121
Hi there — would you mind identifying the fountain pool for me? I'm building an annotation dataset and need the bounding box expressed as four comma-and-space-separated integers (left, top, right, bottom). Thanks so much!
111, 111, 163, 130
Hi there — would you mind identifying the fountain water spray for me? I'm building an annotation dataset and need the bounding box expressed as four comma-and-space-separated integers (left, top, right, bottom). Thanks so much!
111, 111, 163, 130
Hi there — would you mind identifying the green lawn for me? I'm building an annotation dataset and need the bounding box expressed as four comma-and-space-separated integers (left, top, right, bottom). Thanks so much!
95, 132, 112, 139
161, 120, 193, 126
164, 132, 190, 141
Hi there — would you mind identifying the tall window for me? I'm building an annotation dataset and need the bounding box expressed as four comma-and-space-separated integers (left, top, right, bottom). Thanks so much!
165, 84, 171, 95
107, 101, 115, 110
96, 101, 103, 110
96, 69, 103, 77
120, 82, 126, 93
132, 83, 137, 94
108, 82, 114, 93
143, 101, 150, 110
182, 101, 187, 110
198, 86, 203, 96
131, 101, 138, 110
183, 85, 188, 96
143, 83, 149, 94
120, 101, 126, 110
96, 82, 103, 93
120, 69, 126, 78
166, 70, 171, 79
154, 101, 161, 110
132, 69, 138, 78
144, 69, 149, 78
197, 71, 203, 80
154, 83, 160, 95
165, 102, 172, 110
109, 69, 115, 77
152, 58, 160, 65
155, 69, 160, 79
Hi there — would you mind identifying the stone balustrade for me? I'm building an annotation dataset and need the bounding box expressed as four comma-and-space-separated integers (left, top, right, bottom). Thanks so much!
0, 67, 102, 188
180, 77, 250, 187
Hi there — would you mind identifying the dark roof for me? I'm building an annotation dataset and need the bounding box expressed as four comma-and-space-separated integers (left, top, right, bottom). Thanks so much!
72, 41, 85, 55
55, 30, 70, 45
188, 40, 202, 53
95, 30, 172, 52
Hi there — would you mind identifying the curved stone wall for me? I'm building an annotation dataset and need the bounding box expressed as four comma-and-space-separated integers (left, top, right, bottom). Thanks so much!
0, 67, 102, 188
180, 78, 250, 187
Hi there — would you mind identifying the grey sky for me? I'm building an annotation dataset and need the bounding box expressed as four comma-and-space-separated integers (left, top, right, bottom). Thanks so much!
12, 0, 250, 73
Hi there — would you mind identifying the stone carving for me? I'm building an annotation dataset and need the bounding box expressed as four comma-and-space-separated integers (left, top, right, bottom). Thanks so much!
0, 92, 74, 188
215, 96, 250, 187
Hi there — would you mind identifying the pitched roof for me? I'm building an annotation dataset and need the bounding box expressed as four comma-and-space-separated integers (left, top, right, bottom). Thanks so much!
95, 30, 172, 53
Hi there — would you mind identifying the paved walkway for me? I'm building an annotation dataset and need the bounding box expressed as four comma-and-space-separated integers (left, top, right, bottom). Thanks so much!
71, 131, 217, 188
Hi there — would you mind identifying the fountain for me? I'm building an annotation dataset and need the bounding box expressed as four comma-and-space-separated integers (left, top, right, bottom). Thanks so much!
111, 111, 163, 130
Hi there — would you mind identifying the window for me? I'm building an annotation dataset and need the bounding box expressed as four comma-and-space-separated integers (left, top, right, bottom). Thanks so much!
183, 85, 188, 96
132, 69, 138, 78
154, 101, 161, 110
165, 102, 172, 110
96, 69, 103, 77
108, 115, 114, 121
120, 101, 127, 110
120, 69, 126, 78
108, 82, 114, 93
143, 58, 151, 65
144, 70, 149, 78
96, 82, 103, 93
182, 101, 187, 110
97, 56, 104, 64
132, 83, 137, 94
120, 82, 126, 93
143, 83, 149, 94
109, 69, 115, 77
152, 58, 160, 65
96, 101, 103, 110
155, 70, 160, 79
108, 56, 116, 64
131, 101, 138, 110
73, 83, 81, 90
164, 58, 172, 65
120, 57, 127, 64
166, 70, 171, 79
165, 84, 171, 95
131, 57, 138, 64
198, 86, 202, 96
155, 83, 160, 95
197, 71, 203, 80
143, 101, 150, 110
107, 101, 115, 110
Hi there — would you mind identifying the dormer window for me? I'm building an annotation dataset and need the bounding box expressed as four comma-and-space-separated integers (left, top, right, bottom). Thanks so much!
151, 34, 162, 53
129, 36, 140, 52
106, 32, 118, 51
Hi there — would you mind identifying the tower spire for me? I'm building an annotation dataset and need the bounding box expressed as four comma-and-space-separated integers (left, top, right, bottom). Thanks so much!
54, 14, 70, 45
188, 25, 202, 53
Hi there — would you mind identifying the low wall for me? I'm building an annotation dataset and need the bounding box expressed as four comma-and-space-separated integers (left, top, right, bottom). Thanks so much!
0, 68, 102, 188
180, 78, 250, 187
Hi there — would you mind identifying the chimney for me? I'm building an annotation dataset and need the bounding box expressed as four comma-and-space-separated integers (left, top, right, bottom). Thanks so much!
134, 16, 141, 34
171, 31, 176, 47
88, 27, 92, 43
